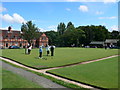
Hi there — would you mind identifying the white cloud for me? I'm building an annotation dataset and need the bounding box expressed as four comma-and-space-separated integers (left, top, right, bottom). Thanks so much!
66, 0, 97, 2
0, 13, 26, 24
13, 13, 26, 23
66, 8, 71, 11
0, 27, 8, 30
39, 28, 47, 32
0, 6, 7, 12
96, 11, 104, 15
98, 16, 117, 19
0, 14, 13, 23
48, 25, 57, 31
110, 25, 118, 31
103, 0, 117, 3
65, 0, 118, 2
66, 0, 79, 1
39, 26, 57, 32
0, 27, 20, 30
101, 23, 106, 26
78, 5, 88, 12
1, 0, 119, 2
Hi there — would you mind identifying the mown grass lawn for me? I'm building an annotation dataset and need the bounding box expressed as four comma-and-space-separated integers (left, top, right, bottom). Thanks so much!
1, 48, 118, 69
0, 64, 1, 89
48, 56, 118, 88
2, 68, 43, 88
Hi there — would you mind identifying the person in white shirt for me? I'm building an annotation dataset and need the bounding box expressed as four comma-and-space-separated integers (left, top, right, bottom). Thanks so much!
28, 45, 32, 54
46, 44, 50, 56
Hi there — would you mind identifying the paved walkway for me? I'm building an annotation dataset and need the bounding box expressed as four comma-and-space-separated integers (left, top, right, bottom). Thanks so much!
1, 61, 67, 88
0, 55, 118, 89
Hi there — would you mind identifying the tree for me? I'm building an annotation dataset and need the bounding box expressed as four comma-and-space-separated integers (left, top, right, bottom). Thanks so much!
44, 31, 59, 46
66, 24, 75, 32
76, 25, 110, 45
67, 22, 73, 28
21, 21, 39, 45
111, 30, 119, 39
57, 22, 66, 35
61, 28, 85, 47
75, 28, 86, 46
77, 25, 93, 45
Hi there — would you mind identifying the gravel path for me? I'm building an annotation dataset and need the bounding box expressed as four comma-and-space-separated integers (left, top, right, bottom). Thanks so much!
1, 60, 67, 88
1, 55, 118, 89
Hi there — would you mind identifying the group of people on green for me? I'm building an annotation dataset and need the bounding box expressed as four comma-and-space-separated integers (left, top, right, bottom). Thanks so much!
25, 44, 55, 59
39, 44, 55, 59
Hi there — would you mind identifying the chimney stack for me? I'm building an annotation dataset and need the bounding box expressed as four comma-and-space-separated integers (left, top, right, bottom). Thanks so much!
8, 26, 12, 32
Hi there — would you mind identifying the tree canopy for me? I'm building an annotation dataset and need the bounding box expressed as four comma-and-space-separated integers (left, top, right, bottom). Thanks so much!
56, 22, 119, 47
21, 21, 39, 45
21, 21, 119, 47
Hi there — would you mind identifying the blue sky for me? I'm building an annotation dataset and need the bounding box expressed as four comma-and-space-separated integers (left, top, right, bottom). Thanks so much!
0, 1, 118, 32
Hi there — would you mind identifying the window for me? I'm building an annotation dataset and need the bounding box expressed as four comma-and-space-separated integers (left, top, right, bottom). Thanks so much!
16, 42, 18, 46
42, 37, 46, 40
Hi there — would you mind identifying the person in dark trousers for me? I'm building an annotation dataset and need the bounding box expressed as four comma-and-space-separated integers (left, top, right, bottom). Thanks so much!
39, 46, 43, 59
105, 44, 107, 50
46, 44, 50, 56
50, 45, 55, 56
25, 45, 27, 54
28, 45, 32, 54
25, 44, 29, 54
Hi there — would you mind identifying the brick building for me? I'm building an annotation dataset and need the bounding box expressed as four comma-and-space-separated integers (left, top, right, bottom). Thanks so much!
0, 27, 48, 48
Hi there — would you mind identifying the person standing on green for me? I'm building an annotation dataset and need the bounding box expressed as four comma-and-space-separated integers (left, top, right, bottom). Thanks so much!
46, 44, 50, 56
28, 45, 32, 54
50, 45, 55, 56
39, 46, 43, 59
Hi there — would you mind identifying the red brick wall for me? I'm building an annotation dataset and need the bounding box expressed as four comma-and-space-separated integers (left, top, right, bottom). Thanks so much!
1, 30, 48, 48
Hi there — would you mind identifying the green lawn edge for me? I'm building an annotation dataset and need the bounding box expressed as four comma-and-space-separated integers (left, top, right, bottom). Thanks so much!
2, 68, 43, 88
1, 53, 118, 70
47, 56, 118, 89
1, 60, 83, 89
1, 48, 118, 69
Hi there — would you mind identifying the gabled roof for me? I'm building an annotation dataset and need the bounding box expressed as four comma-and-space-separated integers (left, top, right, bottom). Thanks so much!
0, 29, 20, 35
0, 29, 48, 40
41, 33, 46, 37
90, 41, 104, 45
105, 39, 119, 43
40, 33, 48, 38
0, 29, 21, 39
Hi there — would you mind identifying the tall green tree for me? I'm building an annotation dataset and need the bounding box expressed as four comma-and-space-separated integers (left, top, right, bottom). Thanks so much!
75, 28, 86, 46
62, 28, 85, 47
66, 24, 75, 32
67, 22, 73, 28
57, 22, 66, 35
44, 31, 59, 46
77, 25, 110, 45
21, 21, 39, 45
111, 30, 119, 39
77, 25, 93, 45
